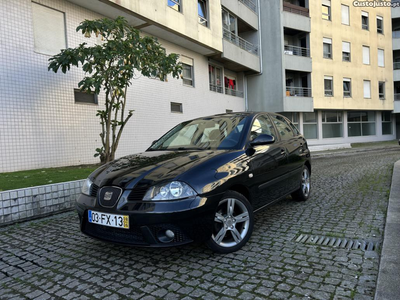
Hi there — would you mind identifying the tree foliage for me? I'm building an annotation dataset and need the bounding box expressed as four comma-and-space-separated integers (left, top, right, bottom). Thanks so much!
48, 16, 182, 163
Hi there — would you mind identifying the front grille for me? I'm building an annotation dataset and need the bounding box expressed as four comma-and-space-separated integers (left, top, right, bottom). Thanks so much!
98, 187, 122, 208
84, 222, 147, 245
127, 187, 148, 201
90, 184, 99, 197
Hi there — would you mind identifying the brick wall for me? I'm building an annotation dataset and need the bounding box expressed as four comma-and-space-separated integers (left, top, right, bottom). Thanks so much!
0, 180, 84, 226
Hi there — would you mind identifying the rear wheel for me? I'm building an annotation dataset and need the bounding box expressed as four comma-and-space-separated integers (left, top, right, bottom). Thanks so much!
206, 191, 254, 253
291, 165, 311, 201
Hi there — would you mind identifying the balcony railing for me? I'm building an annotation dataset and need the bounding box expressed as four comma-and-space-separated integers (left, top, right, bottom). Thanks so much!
210, 84, 223, 94
223, 28, 259, 56
283, 2, 309, 17
394, 62, 400, 70
286, 86, 312, 97
284, 45, 310, 57
393, 31, 400, 39
395, 94, 400, 101
238, 0, 257, 13
225, 88, 244, 98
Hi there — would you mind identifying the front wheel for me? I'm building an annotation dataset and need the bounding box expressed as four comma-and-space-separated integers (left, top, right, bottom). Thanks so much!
206, 191, 254, 254
291, 165, 311, 201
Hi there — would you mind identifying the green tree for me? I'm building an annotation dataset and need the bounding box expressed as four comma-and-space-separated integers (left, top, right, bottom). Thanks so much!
48, 17, 182, 163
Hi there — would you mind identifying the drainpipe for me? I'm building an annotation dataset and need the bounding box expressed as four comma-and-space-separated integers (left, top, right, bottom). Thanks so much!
245, 0, 263, 112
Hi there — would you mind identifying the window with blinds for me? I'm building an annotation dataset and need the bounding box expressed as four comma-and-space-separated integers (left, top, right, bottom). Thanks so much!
323, 38, 332, 59
342, 42, 351, 62
363, 80, 371, 99
377, 16, 383, 34
363, 46, 370, 65
378, 49, 385, 67
341, 5, 349, 25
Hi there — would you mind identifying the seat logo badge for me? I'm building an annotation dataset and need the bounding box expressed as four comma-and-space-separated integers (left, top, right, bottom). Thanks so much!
104, 192, 113, 201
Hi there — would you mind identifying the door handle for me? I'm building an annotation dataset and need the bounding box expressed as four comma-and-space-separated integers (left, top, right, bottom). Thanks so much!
281, 149, 286, 155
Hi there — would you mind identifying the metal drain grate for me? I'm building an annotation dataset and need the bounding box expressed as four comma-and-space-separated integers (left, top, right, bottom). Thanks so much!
293, 234, 380, 252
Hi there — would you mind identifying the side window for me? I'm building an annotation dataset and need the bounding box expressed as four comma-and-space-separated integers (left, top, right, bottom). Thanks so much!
250, 116, 277, 141
283, 117, 300, 136
272, 115, 295, 141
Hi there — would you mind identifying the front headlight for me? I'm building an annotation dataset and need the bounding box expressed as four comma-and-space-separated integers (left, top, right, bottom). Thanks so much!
143, 181, 196, 201
81, 178, 93, 196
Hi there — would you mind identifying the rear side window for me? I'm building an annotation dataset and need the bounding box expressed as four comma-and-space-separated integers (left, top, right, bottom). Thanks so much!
271, 115, 295, 141
283, 117, 301, 135
250, 115, 277, 141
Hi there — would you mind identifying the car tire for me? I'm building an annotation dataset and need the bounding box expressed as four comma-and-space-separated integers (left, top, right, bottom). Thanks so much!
291, 165, 311, 201
206, 191, 254, 254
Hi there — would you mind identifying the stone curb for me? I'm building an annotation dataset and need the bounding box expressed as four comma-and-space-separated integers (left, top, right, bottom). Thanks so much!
312, 146, 400, 159
374, 160, 400, 300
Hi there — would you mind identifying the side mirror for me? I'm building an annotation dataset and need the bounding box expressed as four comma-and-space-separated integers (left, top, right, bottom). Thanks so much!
250, 134, 275, 146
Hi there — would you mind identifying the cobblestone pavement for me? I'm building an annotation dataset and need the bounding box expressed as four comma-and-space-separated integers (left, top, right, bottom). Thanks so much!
0, 149, 399, 300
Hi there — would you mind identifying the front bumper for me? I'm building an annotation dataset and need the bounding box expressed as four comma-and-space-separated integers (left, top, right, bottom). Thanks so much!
76, 193, 220, 247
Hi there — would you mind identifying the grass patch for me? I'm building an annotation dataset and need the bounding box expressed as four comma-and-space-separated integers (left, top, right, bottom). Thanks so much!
0, 165, 99, 191
351, 140, 398, 148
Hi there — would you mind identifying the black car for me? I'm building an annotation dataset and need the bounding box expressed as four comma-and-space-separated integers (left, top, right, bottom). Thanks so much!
76, 112, 311, 253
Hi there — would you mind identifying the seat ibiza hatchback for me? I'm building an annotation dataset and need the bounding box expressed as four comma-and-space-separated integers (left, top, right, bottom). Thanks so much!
76, 112, 311, 253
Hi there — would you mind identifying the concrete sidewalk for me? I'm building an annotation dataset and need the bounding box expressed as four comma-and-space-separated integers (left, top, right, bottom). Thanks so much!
374, 160, 400, 300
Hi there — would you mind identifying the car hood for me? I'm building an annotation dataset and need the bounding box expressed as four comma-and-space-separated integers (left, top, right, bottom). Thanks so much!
90, 150, 231, 190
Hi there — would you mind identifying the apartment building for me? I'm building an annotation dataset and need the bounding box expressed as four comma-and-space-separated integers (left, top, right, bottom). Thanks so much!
248, 0, 395, 145
0, 0, 260, 172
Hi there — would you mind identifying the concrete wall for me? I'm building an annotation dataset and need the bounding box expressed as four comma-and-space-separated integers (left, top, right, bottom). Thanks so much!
0, 180, 84, 226
310, 0, 394, 111
247, 0, 284, 112
107, 0, 223, 53
0, 0, 245, 173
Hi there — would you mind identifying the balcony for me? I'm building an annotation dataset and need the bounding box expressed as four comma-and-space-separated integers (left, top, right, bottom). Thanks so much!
209, 84, 244, 98
223, 29, 259, 56
221, 0, 258, 30
395, 94, 400, 101
282, 2, 309, 17
394, 62, 400, 70
282, 2, 310, 32
286, 86, 312, 97
395, 94, 400, 113
220, 28, 260, 73
284, 45, 312, 72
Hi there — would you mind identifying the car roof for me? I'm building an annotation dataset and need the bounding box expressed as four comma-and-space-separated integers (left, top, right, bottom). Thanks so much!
193, 111, 281, 120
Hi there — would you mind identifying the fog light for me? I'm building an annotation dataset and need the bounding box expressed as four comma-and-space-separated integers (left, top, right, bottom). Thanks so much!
165, 230, 175, 239
156, 229, 175, 243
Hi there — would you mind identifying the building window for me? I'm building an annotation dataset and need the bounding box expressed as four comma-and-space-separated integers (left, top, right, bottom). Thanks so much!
32, 3, 66, 55
341, 5, 349, 25
379, 82, 385, 100
322, 111, 343, 138
171, 102, 183, 113
303, 112, 318, 139
322, 0, 331, 21
364, 80, 371, 98
226, 109, 233, 113
222, 9, 237, 35
378, 49, 385, 67
209, 64, 223, 93
181, 56, 194, 86
343, 78, 351, 98
198, 0, 208, 26
363, 46, 370, 65
324, 76, 333, 96
167, 0, 181, 12
348, 111, 376, 137
362, 11, 369, 30
74, 89, 98, 104
342, 42, 351, 62
377, 16, 383, 34
323, 38, 332, 59
382, 112, 392, 135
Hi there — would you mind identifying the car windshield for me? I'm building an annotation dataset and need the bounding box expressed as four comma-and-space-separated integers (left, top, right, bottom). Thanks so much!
149, 116, 247, 151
